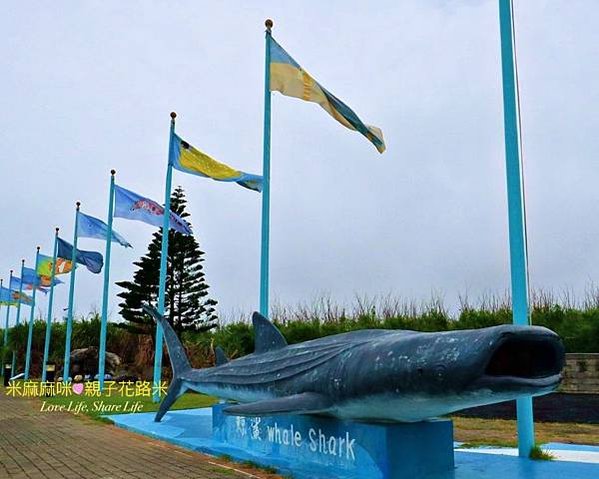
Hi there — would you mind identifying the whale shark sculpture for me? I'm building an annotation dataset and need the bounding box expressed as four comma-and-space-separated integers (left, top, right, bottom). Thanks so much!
143, 304, 564, 423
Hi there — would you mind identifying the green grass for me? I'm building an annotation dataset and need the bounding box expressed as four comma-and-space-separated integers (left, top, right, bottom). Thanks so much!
207, 466, 236, 476
240, 460, 278, 474
529, 444, 555, 461
457, 441, 515, 449
39, 390, 218, 421
217, 456, 281, 476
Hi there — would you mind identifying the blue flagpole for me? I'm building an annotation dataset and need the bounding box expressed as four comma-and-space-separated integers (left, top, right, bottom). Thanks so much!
0, 279, 3, 346
0, 278, 3, 373
152, 112, 176, 402
99, 170, 116, 391
11, 259, 25, 377
42, 228, 60, 382
24, 247, 41, 380
4, 271, 13, 381
498, 0, 534, 457
260, 19, 273, 318
63, 202, 81, 381
2, 274, 9, 348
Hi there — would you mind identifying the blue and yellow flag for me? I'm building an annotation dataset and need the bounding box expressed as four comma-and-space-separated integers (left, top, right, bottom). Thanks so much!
269, 37, 385, 153
170, 133, 263, 192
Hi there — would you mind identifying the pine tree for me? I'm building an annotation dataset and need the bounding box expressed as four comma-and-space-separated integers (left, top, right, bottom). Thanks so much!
116, 186, 218, 338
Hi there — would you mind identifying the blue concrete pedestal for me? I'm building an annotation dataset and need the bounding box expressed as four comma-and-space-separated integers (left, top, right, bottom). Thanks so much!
212, 404, 454, 479
108, 407, 599, 479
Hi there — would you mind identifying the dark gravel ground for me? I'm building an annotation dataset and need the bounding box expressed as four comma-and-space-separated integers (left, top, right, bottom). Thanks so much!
454, 393, 599, 424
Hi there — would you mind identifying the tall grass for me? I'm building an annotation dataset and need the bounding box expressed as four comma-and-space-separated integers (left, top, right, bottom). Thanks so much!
185, 290, 599, 367
2, 289, 598, 379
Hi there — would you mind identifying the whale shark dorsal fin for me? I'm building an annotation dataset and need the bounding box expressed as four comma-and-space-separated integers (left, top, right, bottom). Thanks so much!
252, 312, 287, 354
214, 346, 229, 366
223, 392, 332, 416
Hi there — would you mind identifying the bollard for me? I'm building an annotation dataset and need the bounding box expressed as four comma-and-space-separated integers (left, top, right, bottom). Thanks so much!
4, 363, 11, 387
45, 362, 56, 383
71, 362, 83, 383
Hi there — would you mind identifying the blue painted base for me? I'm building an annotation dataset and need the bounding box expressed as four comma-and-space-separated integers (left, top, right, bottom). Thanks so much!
108, 407, 599, 479
212, 404, 453, 478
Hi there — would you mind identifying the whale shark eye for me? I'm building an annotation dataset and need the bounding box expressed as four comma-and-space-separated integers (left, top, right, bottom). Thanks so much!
434, 365, 446, 380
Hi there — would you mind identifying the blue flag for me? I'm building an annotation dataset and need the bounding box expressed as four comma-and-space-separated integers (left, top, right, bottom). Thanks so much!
57, 237, 104, 274
10, 276, 27, 292
113, 184, 192, 235
78, 212, 132, 248
2, 283, 33, 305
10, 275, 49, 295
0, 286, 17, 305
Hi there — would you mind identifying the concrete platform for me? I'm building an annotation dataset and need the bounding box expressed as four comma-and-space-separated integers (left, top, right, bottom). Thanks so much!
456, 442, 599, 464
108, 408, 599, 479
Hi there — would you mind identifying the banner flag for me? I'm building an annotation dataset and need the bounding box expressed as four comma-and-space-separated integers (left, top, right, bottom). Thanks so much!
1, 285, 32, 305
57, 237, 104, 274
113, 184, 192, 235
10, 275, 48, 295
37, 253, 72, 279
170, 133, 263, 192
78, 212, 132, 248
0, 286, 17, 306
269, 36, 385, 153
22, 265, 62, 289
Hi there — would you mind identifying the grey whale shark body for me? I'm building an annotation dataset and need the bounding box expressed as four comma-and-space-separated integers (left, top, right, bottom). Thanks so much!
143, 305, 564, 423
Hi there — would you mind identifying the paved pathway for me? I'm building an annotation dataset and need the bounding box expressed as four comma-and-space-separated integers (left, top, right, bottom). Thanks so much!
0, 393, 274, 479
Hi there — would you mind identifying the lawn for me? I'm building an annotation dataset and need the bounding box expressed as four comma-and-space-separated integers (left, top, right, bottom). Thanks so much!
453, 416, 599, 447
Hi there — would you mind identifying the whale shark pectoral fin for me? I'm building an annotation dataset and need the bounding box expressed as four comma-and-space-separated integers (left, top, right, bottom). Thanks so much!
252, 312, 288, 354
223, 392, 332, 416
214, 346, 229, 366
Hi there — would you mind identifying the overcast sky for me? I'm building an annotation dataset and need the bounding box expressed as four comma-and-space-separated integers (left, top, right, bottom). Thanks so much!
1, 1, 598, 325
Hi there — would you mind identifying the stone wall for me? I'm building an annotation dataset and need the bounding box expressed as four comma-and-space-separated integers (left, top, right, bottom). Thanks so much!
560, 353, 599, 393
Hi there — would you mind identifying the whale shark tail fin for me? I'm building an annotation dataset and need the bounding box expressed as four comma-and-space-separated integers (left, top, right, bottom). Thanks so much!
142, 303, 191, 377
142, 303, 192, 422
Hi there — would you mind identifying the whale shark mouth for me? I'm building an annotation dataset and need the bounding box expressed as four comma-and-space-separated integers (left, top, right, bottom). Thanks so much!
475, 330, 565, 392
